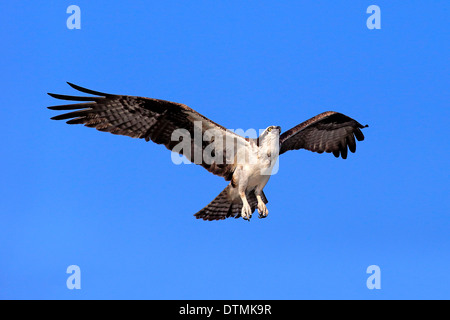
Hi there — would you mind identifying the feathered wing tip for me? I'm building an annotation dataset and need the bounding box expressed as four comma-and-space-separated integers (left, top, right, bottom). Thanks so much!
279, 111, 369, 158
47, 82, 117, 122
353, 123, 369, 144
340, 123, 368, 158
47, 82, 113, 104
194, 185, 268, 221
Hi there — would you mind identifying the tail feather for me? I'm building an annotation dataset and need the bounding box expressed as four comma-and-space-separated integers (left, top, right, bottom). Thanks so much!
194, 185, 268, 221
194, 186, 232, 221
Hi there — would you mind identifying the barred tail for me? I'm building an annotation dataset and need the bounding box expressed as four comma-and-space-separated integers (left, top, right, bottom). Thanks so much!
194, 185, 268, 221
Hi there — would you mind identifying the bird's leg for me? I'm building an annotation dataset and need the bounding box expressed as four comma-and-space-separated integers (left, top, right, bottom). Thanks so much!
239, 190, 252, 221
255, 190, 268, 218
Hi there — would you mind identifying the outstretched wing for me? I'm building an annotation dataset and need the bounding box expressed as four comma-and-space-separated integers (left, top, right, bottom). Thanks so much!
48, 82, 249, 180
279, 111, 368, 159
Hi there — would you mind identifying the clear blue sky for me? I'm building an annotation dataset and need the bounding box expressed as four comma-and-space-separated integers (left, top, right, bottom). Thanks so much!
0, 1, 448, 299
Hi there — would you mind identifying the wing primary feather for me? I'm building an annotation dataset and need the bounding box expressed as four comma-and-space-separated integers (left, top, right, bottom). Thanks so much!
354, 128, 365, 141
347, 134, 356, 153
333, 149, 340, 158
66, 82, 112, 97
47, 102, 94, 110
47, 93, 101, 102
66, 117, 86, 125
50, 110, 90, 121
340, 142, 348, 159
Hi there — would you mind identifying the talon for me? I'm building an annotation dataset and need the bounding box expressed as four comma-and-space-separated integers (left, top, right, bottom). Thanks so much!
257, 202, 268, 218
241, 203, 252, 220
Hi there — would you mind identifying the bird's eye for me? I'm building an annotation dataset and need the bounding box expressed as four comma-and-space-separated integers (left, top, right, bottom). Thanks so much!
267, 127, 272, 132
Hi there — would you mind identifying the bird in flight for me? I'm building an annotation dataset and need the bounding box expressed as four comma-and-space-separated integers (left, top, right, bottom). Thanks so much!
48, 82, 368, 221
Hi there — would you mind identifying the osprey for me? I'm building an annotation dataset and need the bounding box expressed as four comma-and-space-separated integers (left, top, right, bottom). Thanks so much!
48, 83, 368, 221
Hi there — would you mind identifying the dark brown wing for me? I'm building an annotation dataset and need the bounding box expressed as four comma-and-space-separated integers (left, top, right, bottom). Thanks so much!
279, 111, 368, 159
48, 82, 249, 180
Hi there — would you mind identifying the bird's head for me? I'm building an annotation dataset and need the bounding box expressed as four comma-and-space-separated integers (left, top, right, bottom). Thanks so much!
258, 125, 281, 146
264, 125, 281, 136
